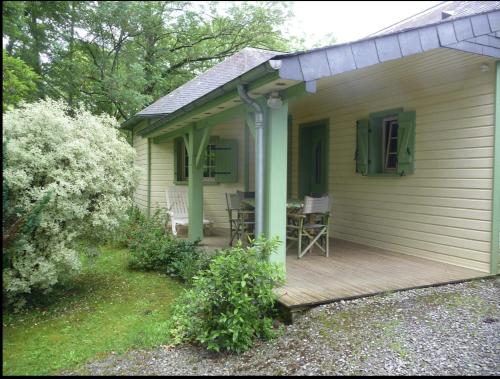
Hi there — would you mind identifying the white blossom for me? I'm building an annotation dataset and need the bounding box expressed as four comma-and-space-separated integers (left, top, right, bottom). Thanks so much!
3, 99, 140, 305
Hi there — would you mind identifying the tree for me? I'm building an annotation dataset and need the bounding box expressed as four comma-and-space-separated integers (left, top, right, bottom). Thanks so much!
2, 1, 295, 119
2, 49, 40, 111
2, 99, 140, 308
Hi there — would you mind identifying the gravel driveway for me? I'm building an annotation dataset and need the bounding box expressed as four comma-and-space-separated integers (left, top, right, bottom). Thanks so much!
66, 277, 500, 376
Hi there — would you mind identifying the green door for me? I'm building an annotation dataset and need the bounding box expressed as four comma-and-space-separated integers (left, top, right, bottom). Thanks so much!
299, 121, 328, 197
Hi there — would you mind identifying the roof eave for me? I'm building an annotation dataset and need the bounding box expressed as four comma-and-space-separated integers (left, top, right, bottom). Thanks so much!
138, 60, 281, 137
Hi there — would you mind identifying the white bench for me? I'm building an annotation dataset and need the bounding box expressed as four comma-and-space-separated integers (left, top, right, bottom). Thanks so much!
165, 186, 213, 236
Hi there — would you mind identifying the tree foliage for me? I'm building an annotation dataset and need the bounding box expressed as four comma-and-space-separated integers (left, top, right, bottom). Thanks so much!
2, 49, 40, 112
2, 99, 140, 308
2, 1, 294, 119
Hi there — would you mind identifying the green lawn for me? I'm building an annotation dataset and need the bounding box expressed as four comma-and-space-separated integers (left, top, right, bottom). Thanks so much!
2, 246, 184, 376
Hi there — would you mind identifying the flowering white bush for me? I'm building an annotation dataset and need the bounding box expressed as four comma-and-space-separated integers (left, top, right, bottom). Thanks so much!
3, 99, 140, 307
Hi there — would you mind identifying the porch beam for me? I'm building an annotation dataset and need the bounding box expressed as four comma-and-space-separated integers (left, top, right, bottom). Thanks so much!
139, 72, 280, 138
195, 125, 213, 169
152, 105, 244, 144
187, 124, 205, 242
152, 127, 190, 144
245, 110, 256, 138
264, 98, 289, 272
491, 61, 500, 275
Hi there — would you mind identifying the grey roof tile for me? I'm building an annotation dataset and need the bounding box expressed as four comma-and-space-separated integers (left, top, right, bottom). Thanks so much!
370, 1, 500, 37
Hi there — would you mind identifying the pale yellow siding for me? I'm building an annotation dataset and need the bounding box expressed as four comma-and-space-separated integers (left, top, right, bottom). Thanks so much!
132, 122, 149, 212
289, 49, 496, 273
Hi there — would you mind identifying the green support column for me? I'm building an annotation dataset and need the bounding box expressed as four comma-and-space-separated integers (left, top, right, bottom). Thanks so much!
264, 99, 288, 271
187, 124, 205, 242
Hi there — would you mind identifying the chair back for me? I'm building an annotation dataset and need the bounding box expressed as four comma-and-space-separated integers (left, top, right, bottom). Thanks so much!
303, 195, 330, 214
237, 190, 255, 200
165, 186, 188, 218
225, 192, 241, 211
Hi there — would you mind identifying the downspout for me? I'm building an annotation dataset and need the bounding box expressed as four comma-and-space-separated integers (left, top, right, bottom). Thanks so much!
237, 84, 265, 236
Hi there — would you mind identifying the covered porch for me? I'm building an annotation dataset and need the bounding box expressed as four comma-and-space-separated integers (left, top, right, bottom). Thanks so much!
199, 235, 486, 310
129, 13, 500, 304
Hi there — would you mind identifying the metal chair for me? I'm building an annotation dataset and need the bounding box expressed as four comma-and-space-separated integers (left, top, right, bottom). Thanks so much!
225, 192, 255, 246
286, 195, 330, 258
236, 190, 255, 200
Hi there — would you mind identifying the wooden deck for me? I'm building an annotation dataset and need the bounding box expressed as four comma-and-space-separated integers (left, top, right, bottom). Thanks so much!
198, 235, 488, 309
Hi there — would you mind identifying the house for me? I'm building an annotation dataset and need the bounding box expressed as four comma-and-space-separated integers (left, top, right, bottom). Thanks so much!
121, 1, 500, 309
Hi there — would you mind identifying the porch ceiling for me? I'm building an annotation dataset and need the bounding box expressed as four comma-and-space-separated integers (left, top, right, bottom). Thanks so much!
148, 76, 298, 140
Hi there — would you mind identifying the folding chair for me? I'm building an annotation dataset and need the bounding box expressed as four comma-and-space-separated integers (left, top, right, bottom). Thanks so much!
286, 195, 330, 258
225, 192, 255, 246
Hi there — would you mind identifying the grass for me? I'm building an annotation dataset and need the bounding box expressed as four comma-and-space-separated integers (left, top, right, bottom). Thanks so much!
2, 246, 184, 376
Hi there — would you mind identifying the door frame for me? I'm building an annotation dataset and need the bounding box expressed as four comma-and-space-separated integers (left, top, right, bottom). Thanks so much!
298, 119, 330, 198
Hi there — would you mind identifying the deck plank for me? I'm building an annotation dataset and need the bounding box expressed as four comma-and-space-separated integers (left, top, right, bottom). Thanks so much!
279, 239, 487, 308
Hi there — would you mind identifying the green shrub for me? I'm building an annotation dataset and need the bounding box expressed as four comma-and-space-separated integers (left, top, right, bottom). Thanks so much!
125, 208, 208, 283
168, 237, 285, 353
109, 206, 146, 248
3, 99, 139, 308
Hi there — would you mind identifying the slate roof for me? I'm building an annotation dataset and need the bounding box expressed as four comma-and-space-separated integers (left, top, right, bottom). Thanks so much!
370, 1, 500, 37
137, 47, 282, 117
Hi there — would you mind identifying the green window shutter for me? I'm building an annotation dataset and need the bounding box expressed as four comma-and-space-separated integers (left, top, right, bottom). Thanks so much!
214, 139, 238, 183
397, 110, 416, 176
356, 119, 369, 175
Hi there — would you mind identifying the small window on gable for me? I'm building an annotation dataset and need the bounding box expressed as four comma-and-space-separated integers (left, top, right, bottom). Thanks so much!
356, 108, 416, 176
174, 136, 238, 183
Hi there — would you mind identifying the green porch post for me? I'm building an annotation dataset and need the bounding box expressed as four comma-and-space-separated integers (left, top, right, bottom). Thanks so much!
265, 99, 288, 271
187, 124, 207, 242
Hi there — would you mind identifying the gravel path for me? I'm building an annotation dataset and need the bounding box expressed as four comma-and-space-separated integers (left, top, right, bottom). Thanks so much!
66, 277, 500, 376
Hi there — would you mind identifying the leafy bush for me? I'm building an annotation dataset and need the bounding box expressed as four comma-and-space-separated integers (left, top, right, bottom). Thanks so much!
168, 237, 285, 353
126, 208, 209, 283
2, 99, 140, 308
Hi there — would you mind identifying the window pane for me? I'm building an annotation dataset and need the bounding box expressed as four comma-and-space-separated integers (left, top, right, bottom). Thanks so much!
177, 141, 217, 181
383, 118, 399, 170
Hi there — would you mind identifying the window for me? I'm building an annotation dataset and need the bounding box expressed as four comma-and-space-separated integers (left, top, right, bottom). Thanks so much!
382, 117, 399, 172
174, 136, 239, 183
356, 109, 416, 176
176, 140, 216, 182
